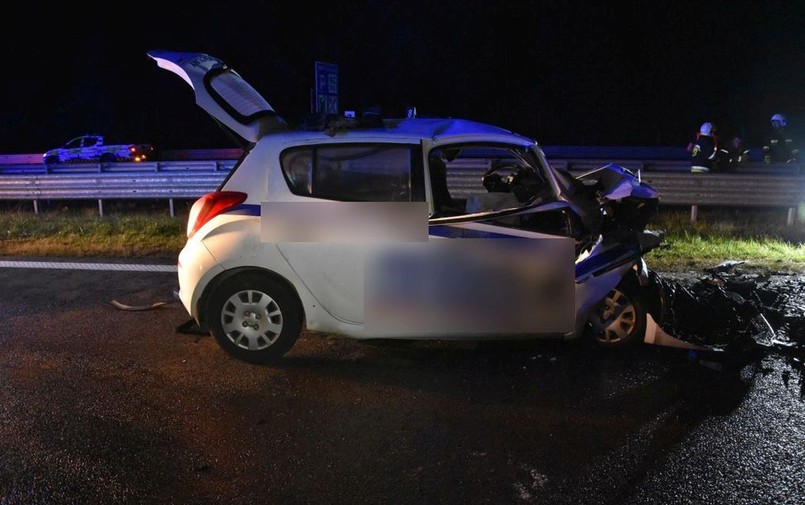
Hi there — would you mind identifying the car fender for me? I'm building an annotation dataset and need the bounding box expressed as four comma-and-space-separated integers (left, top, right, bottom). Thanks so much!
194, 216, 357, 332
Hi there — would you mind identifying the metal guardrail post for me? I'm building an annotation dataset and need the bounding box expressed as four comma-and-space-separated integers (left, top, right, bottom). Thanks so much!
98, 199, 104, 217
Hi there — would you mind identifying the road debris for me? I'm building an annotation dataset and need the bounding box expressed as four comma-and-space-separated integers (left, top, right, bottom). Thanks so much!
109, 299, 174, 311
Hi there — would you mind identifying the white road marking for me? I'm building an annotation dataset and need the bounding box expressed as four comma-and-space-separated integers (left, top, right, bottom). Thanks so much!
0, 260, 176, 273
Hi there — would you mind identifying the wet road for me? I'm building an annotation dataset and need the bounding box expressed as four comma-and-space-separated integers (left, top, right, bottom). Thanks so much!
0, 259, 804, 504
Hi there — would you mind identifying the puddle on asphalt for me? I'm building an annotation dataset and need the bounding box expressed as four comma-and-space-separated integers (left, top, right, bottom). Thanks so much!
656, 264, 805, 397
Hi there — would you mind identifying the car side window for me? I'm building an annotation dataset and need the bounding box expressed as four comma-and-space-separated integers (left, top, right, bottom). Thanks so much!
281, 144, 424, 202
428, 144, 551, 219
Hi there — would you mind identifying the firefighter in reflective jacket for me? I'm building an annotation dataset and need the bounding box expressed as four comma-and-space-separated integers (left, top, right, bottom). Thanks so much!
688, 122, 718, 173
762, 113, 799, 163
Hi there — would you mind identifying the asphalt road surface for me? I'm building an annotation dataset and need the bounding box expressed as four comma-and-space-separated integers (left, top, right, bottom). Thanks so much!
0, 259, 803, 505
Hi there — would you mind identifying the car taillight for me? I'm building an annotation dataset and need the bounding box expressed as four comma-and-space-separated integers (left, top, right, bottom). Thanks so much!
187, 191, 247, 238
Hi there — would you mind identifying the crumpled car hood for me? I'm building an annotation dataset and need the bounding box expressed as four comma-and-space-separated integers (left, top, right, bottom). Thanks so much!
576, 164, 660, 202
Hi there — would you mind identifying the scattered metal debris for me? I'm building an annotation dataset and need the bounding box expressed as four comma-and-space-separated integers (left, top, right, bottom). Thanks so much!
703, 259, 746, 275
109, 299, 174, 311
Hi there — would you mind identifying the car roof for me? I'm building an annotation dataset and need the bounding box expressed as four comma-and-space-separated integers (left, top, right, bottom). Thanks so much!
256, 117, 537, 147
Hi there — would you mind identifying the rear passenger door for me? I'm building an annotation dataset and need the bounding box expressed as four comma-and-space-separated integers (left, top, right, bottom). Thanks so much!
274, 143, 426, 325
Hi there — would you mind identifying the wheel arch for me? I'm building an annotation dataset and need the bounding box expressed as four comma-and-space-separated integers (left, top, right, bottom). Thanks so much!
587, 266, 648, 348
198, 266, 305, 330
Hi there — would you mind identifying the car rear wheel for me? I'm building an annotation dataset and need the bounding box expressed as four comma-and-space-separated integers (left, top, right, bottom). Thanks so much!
587, 273, 646, 348
44, 155, 59, 165
206, 273, 302, 364
99, 153, 116, 163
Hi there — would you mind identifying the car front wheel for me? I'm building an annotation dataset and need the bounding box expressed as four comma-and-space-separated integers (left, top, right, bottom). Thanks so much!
206, 273, 302, 364
587, 273, 646, 348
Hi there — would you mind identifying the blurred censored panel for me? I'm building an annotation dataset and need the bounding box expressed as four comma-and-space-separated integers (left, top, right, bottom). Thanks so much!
365, 237, 575, 335
261, 201, 429, 243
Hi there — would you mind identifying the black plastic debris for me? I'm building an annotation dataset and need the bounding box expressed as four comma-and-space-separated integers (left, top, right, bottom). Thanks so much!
176, 318, 208, 336
657, 264, 805, 388
655, 272, 773, 350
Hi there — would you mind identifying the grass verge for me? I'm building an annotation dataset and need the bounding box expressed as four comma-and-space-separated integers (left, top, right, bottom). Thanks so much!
0, 204, 186, 258
647, 207, 805, 273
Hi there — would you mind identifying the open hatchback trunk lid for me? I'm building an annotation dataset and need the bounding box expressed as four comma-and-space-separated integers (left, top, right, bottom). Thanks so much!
147, 50, 286, 143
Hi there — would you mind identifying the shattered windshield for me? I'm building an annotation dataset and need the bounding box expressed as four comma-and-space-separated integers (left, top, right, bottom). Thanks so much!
426, 142, 595, 238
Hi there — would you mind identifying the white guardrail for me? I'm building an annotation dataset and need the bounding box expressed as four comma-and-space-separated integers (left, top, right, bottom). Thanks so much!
0, 157, 803, 224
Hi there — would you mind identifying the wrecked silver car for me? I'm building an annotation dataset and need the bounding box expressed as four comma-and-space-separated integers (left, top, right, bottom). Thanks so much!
148, 50, 736, 364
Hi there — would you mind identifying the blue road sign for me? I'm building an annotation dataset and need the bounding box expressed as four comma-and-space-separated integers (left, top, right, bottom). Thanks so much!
315, 62, 339, 114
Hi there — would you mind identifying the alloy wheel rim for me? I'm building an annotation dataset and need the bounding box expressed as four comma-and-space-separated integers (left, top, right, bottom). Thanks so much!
221, 289, 283, 350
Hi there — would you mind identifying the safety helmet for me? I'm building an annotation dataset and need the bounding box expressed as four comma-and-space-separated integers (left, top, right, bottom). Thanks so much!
699, 122, 713, 135
771, 113, 787, 127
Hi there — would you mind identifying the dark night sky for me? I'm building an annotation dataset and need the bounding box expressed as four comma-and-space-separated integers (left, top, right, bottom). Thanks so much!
2, 0, 804, 153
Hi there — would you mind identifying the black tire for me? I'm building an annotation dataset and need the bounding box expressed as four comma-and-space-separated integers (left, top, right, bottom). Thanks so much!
206, 273, 302, 364
99, 153, 116, 164
586, 271, 647, 348
44, 155, 59, 165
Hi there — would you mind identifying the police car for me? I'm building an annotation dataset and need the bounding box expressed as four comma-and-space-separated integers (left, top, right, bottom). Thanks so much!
148, 50, 666, 364
43, 134, 155, 165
